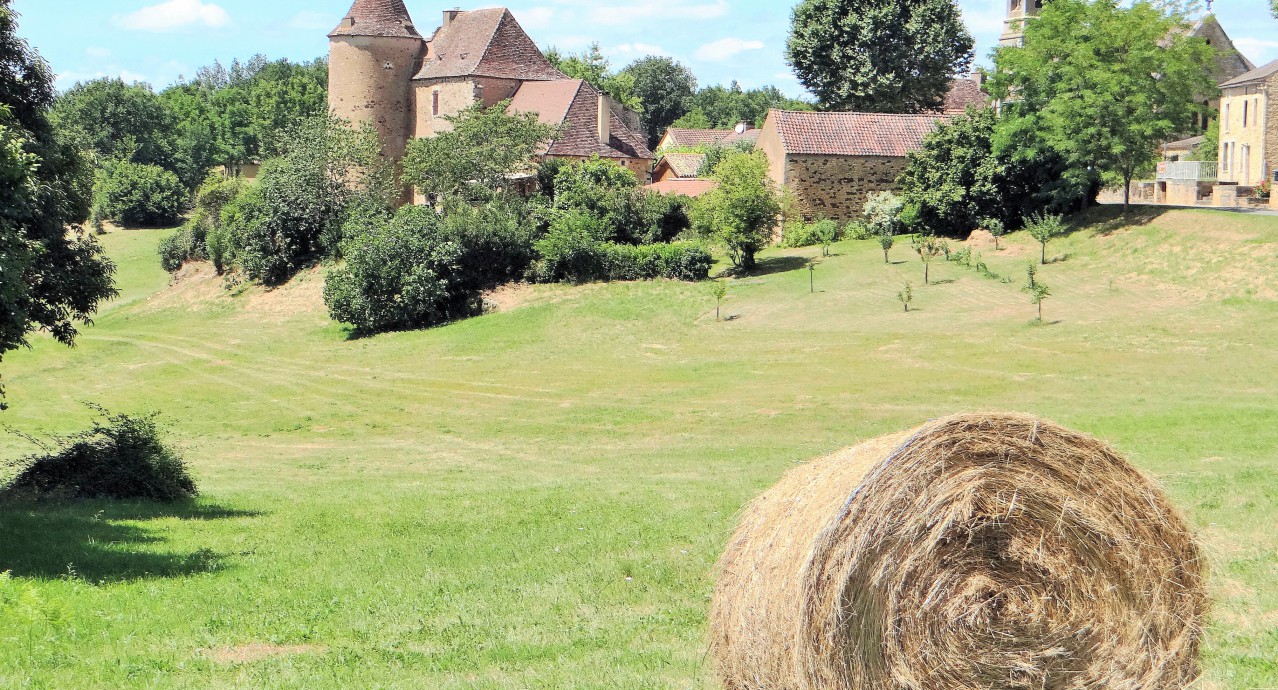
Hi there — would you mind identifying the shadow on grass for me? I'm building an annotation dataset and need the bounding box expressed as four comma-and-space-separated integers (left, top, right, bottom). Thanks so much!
736, 255, 810, 277
1070, 205, 1167, 237
928, 279, 957, 285
0, 500, 261, 583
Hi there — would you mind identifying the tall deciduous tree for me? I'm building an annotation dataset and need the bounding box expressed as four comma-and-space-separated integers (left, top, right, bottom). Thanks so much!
403, 101, 558, 205
692, 151, 780, 270
544, 44, 641, 112
786, 0, 974, 113
989, 0, 1214, 210
51, 79, 178, 172
0, 1, 117, 408
621, 57, 697, 148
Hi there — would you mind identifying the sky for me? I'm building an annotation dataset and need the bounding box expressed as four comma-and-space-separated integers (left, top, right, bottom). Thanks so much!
10, 0, 1278, 98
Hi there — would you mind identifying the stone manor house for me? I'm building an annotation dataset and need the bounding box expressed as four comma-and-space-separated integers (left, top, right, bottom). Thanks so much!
327, 0, 654, 201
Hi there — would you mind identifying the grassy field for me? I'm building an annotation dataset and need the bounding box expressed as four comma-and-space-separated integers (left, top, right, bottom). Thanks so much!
1, 207, 1276, 688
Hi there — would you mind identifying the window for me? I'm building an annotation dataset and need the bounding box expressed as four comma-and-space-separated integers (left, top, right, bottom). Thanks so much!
1244, 100, 1249, 128
432, 90, 440, 117
1223, 102, 1230, 132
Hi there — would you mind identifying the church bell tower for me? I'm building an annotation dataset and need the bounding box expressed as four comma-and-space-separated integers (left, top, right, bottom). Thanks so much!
999, 0, 1045, 47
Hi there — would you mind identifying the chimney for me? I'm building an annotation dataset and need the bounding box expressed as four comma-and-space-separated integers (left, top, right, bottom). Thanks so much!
598, 94, 611, 146
443, 9, 461, 27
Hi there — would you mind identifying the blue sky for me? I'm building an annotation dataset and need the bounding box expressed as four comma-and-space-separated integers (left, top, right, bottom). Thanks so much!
11, 0, 1278, 97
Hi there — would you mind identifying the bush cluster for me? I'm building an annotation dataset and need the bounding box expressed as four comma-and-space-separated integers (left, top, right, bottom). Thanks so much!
158, 174, 246, 272
533, 211, 710, 283
548, 157, 691, 245
2, 408, 196, 502
780, 219, 842, 249
324, 202, 537, 334
93, 160, 188, 227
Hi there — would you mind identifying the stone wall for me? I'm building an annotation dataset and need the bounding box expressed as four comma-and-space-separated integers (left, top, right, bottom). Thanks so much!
1218, 81, 1268, 186
328, 35, 424, 162
785, 154, 907, 222
412, 79, 480, 138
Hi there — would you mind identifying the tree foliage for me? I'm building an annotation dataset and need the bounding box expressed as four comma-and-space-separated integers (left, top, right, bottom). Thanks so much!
674, 82, 811, 130
693, 151, 780, 270
989, 0, 1215, 209
0, 1, 117, 408
93, 160, 188, 227
621, 57, 697, 149
403, 101, 558, 204
898, 108, 1089, 237
787, 0, 974, 113
51, 79, 178, 172
545, 43, 640, 112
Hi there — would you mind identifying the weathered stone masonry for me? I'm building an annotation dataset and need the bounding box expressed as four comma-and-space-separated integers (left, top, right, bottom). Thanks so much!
786, 155, 907, 223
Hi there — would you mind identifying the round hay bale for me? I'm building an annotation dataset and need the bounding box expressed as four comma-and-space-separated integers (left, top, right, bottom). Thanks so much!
710, 413, 1206, 690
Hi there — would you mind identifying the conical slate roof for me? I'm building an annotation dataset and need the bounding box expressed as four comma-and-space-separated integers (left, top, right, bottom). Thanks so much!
330, 0, 421, 39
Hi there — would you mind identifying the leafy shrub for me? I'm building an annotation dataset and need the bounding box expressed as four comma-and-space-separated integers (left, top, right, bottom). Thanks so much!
534, 211, 710, 283
864, 191, 906, 238
844, 221, 872, 241
93, 160, 188, 227
781, 219, 841, 248
439, 200, 539, 290
549, 157, 690, 245
2, 407, 196, 502
324, 206, 471, 334
156, 174, 247, 273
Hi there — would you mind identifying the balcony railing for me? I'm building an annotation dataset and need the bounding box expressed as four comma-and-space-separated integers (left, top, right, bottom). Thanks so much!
1157, 161, 1217, 182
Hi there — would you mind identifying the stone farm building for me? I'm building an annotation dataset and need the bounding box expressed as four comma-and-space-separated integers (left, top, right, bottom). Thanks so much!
757, 110, 949, 223
327, 0, 654, 202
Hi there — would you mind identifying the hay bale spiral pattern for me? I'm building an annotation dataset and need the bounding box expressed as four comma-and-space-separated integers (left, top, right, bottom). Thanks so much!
710, 413, 1206, 690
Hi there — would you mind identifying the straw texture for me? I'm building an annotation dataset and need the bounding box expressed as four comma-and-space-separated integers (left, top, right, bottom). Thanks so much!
710, 413, 1206, 690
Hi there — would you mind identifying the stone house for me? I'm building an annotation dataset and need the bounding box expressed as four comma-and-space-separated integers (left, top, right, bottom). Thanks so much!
327, 1, 654, 202
1217, 60, 1278, 188
756, 110, 948, 222
652, 153, 707, 182
655, 125, 760, 152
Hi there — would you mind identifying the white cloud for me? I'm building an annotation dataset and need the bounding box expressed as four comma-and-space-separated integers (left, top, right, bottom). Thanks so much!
513, 7, 556, 30
695, 38, 766, 62
1233, 37, 1278, 64
113, 0, 231, 32
611, 42, 669, 57
586, 0, 728, 26
287, 11, 330, 31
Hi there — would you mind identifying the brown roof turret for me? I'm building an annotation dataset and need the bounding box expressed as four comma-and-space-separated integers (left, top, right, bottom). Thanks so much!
330, 0, 421, 39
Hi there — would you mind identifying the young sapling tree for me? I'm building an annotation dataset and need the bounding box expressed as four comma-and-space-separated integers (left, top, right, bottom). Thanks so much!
1024, 212, 1066, 265
911, 234, 944, 285
897, 281, 914, 312
1028, 282, 1051, 322
984, 217, 1006, 250
710, 280, 728, 321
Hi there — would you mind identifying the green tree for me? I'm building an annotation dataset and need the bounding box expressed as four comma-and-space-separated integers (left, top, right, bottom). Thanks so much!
545, 43, 641, 112
93, 161, 188, 227
692, 151, 781, 271
225, 116, 392, 285
710, 280, 727, 321
1191, 119, 1218, 163
622, 57, 697, 148
0, 1, 117, 408
403, 101, 558, 204
911, 234, 944, 284
989, 0, 1215, 211
1028, 282, 1051, 322
671, 107, 712, 129
897, 108, 1087, 237
1024, 212, 1066, 265
786, 0, 974, 113
685, 82, 811, 129
865, 191, 904, 263
897, 281, 914, 312
51, 78, 178, 171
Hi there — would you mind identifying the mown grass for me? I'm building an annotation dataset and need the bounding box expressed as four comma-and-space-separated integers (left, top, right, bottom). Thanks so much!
1, 206, 1276, 688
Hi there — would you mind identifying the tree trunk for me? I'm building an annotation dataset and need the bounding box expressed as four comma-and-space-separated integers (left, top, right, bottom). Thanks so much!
883, 249, 889, 264
1041, 241, 1047, 266
1123, 172, 1132, 214
716, 302, 720, 321
925, 263, 929, 285
1038, 301, 1043, 322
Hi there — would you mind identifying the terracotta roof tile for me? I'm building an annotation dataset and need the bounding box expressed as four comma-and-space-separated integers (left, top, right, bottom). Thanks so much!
664, 126, 759, 148
414, 8, 565, 82
645, 179, 719, 197
508, 80, 652, 161
942, 79, 988, 114
330, 0, 421, 39
769, 110, 947, 157
657, 153, 706, 178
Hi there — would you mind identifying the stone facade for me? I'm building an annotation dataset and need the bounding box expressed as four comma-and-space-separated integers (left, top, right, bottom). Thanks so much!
784, 155, 908, 222
1219, 69, 1278, 186
328, 34, 424, 162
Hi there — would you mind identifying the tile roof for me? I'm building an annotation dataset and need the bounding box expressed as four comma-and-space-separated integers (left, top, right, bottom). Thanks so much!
663, 126, 760, 149
414, 8, 565, 82
330, 0, 421, 39
657, 153, 706, 178
1221, 58, 1278, 87
942, 78, 988, 114
645, 179, 720, 197
768, 110, 947, 157
1164, 135, 1205, 151
507, 80, 654, 161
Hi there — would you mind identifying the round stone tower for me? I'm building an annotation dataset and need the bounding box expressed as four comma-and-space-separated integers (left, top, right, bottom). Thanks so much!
328, 0, 425, 163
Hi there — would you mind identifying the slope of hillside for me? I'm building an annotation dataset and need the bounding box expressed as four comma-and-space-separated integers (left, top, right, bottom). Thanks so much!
1, 208, 1275, 688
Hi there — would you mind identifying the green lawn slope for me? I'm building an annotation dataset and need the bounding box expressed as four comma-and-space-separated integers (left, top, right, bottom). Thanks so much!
1, 207, 1275, 688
